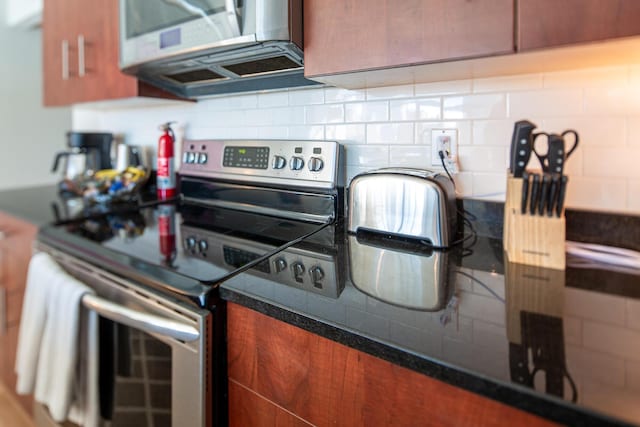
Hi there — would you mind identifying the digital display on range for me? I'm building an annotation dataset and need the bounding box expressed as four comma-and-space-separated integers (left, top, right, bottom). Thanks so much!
223, 247, 270, 273
223, 146, 270, 169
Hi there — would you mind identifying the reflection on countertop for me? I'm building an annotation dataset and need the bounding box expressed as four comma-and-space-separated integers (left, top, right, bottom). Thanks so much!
220, 230, 640, 427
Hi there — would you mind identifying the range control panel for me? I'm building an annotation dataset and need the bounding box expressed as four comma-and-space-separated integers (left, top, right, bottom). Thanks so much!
181, 225, 342, 298
179, 139, 342, 189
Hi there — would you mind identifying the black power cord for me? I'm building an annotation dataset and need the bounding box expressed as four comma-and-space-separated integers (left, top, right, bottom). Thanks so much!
438, 150, 455, 189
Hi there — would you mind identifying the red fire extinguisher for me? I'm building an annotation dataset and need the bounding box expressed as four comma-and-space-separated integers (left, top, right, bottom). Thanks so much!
157, 122, 176, 200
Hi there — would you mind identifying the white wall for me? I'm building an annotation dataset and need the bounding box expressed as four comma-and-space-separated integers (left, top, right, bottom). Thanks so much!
0, 0, 70, 190
73, 63, 640, 215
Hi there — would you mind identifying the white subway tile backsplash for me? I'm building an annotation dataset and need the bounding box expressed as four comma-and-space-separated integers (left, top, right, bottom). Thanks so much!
305, 104, 344, 124
458, 292, 505, 326
74, 63, 640, 213
627, 299, 640, 331
345, 101, 389, 122
473, 74, 542, 93
288, 87, 325, 106
584, 87, 640, 115
388, 145, 431, 168
509, 89, 583, 118
628, 181, 640, 212
257, 91, 289, 108
470, 173, 507, 200
324, 87, 366, 103
457, 146, 508, 173
345, 145, 389, 166
366, 84, 414, 100
472, 120, 513, 146
584, 148, 640, 178
627, 361, 640, 392
565, 176, 627, 212
543, 66, 629, 89
288, 125, 325, 140
443, 94, 507, 120
366, 123, 414, 144
325, 124, 365, 143
416, 79, 472, 96
390, 98, 441, 121
626, 116, 640, 147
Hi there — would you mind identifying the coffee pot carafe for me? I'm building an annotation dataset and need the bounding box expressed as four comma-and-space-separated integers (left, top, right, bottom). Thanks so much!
52, 132, 114, 182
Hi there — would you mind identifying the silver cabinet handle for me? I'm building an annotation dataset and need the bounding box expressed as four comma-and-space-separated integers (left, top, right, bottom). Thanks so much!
82, 294, 200, 342
61, 40, 69, 80
77, 34, 85, 77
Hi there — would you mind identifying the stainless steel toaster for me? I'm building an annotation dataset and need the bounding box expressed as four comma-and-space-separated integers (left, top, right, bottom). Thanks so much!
347, 168, 457, 248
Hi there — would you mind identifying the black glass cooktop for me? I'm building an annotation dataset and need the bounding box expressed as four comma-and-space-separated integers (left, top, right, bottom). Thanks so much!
38, 201, 335, 307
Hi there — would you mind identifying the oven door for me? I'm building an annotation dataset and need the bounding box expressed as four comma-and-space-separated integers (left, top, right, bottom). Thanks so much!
36, 245, 212, 427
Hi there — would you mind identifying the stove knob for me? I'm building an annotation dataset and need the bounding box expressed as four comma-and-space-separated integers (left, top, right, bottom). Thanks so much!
309, 266, 325, 288
274, 257, 287, 273
186, 152, 197, 164
182, 152, 189, 163
291, 262, 305, 283
272, 155, 286, 169
198, 239, 208, 252
185, 236, 196, 250
290, 156, 304, 171
308, 157, 324, 172
198, 153, 208, 164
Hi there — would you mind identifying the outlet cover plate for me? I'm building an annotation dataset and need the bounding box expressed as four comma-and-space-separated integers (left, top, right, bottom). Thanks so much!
431, 129, 458, 166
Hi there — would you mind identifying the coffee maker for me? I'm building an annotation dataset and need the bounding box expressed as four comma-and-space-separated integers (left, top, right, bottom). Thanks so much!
52, 132, 113, 185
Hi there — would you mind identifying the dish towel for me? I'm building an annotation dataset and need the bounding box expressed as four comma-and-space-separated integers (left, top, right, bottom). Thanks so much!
15, 252, 99, 427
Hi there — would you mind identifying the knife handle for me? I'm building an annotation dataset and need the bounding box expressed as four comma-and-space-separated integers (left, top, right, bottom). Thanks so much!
529, 173, 540, 215
547, 173, 560, 217
521, 171, 530, 214
555, 175, 569, 217
538, 174, 551, 216
510, 121, 536, 177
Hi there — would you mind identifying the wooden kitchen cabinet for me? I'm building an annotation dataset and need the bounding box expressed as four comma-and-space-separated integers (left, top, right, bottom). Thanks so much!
303, 0, 515, 78
0, 212, 37, 414
518, 0, 640, 51
227, 303, 558, 427
42, 0, 182, 106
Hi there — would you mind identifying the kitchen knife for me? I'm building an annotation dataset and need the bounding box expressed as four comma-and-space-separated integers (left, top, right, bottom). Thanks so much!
555, 175, 569, 217
529, 173, 540, 215
521, 171, 530, 214
510, 120, 536, 177
538, 173, 551, 216
547, 173, 560, 217
547, 134, 566, 174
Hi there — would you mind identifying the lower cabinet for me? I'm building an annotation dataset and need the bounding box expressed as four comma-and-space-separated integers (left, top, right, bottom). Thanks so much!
227, 302, 558, 426
0, 212, 37, 414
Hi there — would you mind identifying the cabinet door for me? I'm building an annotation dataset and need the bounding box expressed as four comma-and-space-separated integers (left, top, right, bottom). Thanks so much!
72, 0, 138, 104
0, 212, 37, 415
518, 0, 640, 51
303, 0, 514, 77
42, 0, 82, 105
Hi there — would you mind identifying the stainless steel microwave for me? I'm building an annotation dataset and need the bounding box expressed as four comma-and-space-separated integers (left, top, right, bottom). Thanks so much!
119, 0, 318, 98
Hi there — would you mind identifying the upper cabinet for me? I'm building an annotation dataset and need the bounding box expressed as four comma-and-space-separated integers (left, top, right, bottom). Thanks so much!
518, 0, 640, 51
303, 0, 515, 78
42, 0, 182, 107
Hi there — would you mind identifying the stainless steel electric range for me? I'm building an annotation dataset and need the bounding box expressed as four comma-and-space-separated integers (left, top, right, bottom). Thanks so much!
36, 139, 345, 427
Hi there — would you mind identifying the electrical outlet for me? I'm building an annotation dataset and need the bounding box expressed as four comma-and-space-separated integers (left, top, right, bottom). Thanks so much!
431, 129, 458, 167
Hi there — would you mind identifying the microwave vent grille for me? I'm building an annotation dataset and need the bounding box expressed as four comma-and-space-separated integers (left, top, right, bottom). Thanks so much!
223, 55, 302, 77
166, 69, 227, 84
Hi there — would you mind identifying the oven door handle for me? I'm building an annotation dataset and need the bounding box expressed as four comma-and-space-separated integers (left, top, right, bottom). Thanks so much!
82, 294, 200, 342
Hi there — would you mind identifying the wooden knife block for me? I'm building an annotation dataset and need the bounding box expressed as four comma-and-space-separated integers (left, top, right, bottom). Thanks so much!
503, 175, 566, 270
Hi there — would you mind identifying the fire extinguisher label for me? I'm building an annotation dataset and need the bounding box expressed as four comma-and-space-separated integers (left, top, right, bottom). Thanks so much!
157, 158, 175, 190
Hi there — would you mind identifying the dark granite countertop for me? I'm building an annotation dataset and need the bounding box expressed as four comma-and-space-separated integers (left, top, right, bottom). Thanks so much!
6, 185, 640, 425
220, 222, 640, 427
0, 184, 64, 225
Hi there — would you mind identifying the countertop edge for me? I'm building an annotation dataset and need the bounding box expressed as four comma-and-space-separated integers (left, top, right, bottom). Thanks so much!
220, 286, 633, 427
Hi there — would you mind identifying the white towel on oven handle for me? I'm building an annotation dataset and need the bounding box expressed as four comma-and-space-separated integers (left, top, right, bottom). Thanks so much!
15, 252, 98, 427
